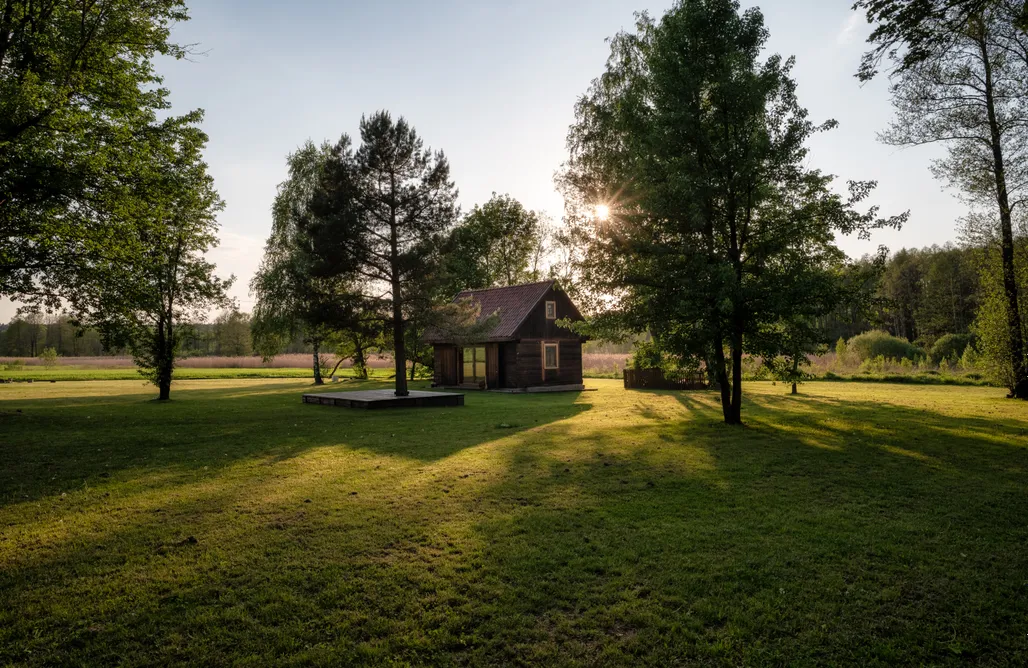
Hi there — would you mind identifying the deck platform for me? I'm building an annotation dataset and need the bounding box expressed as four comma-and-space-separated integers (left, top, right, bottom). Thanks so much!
302, 389, 464, 409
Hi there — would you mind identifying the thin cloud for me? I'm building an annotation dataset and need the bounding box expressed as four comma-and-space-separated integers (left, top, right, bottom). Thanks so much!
837, 11, 863, 46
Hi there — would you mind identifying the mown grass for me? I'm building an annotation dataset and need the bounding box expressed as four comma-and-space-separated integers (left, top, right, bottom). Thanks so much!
1, 379, 1026, 665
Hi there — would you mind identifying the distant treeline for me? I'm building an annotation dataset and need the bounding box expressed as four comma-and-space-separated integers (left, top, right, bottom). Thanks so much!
0, 310, 317, 359
0, 243, 991, 360
821, 244, 978, 348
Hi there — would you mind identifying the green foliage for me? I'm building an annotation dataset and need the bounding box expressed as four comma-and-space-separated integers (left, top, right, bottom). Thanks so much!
870, 245, 980, 343
70, 121, 231, 400
38, 346, 58, 370
860, 355, 888, 374
867, 0, 1028, 396
834, 337, 850, 367
251, 141, 335, 363
960, 344, 980, 370
441, 193, 546, 293
628, 340, 668, 371
250, 141, 385, 385
968, 232, 1028, 391
558, 0, 903, 423
854, 0, 1028, 81
929, 333, 972, 365
307, 111, 459, 396
848, 330, 924, 362
1, 0, 194, 307
213, 310, 252, 357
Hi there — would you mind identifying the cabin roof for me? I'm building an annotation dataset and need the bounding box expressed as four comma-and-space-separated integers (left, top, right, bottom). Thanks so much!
428, 280, 556, 343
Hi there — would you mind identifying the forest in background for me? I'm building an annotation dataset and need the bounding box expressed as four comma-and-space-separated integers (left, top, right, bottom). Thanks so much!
1, 241, 991, 369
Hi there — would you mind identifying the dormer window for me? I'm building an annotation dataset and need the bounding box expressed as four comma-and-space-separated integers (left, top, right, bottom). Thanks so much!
545, 301, 556, 319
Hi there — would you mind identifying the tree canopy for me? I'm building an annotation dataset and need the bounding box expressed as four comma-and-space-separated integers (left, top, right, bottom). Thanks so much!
307, 111, 459, 396
1, 0, 194, 307
441, 193, 546, 293
250, 141, 375, 385
854, 0, 1028, 81
559, 0, 903, 424
70, 121, 231, 400
867, 0, 1028, 396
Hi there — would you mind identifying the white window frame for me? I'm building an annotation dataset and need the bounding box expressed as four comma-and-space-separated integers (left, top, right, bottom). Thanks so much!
542, 342, 559, 371
545, 301, 557, 320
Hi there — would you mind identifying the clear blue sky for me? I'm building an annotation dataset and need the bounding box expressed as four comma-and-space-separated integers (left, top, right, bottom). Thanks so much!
1, 0, 964, 321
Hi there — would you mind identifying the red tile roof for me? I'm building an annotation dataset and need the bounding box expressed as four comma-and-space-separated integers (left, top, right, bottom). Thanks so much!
427, 280, 554, 342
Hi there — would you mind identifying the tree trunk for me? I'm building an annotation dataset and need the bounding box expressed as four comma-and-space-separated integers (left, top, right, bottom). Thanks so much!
728, 328, 743, 425
711, 336, 735, 424
980, 33, 1028, 398
387, 170, 409, 397
156, 315, 173, 401
328, 357, 347, 379
791, 356, 799, 395
158, 375, 171, 400
391, 279, 409, 396
354, 344, 368, 380
312, 339, 323, 385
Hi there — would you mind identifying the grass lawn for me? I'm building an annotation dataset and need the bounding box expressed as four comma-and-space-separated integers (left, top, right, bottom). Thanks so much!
1, 379, 1026, 665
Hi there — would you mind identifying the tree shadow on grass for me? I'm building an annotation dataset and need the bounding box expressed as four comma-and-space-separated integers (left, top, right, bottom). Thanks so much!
448, 389, 1028, 664
0, 378, 591, 508
4, 382, 1027, 664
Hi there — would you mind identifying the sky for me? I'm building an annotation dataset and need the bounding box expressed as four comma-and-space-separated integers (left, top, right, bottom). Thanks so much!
2, 0, 967, 321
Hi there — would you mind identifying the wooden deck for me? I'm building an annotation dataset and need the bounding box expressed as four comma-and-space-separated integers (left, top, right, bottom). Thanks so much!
302, 389, 464, 410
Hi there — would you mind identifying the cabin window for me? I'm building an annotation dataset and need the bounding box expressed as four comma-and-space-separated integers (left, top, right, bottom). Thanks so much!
463, 346, 486, 382
545, 301, 557, 319
543, 342, 559, 370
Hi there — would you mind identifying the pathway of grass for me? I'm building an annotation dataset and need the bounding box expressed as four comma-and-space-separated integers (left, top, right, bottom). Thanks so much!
1, 379, 1025, 665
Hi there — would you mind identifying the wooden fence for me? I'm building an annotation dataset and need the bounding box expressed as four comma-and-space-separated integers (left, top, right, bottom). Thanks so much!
623, 368, 708, 391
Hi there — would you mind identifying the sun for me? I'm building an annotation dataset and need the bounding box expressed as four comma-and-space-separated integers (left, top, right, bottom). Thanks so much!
594, 204, 610, 221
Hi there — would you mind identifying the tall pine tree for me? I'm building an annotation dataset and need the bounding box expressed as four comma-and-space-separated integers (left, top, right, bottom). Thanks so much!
308, 112, 458, 396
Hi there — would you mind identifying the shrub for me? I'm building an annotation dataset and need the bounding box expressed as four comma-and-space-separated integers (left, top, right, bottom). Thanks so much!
834, 337, 849, 366
847, 330, 923, 362
959, 345, 978, 370
629, 341, 667, 371
39, 347, 59, 370
860, 355, 890, 374
930, 334, 972, 365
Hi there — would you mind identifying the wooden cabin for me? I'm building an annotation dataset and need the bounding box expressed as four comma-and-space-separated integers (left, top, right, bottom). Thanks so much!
426, 281, 586, 391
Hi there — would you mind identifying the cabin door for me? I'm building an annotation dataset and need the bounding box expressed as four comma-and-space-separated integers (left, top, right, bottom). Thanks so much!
486, 344, 500, 389
437, 346, 458, 386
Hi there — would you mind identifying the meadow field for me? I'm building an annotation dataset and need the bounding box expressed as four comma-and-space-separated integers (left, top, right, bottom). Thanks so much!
0, 351, 993, 386
1, 378, 1025, 665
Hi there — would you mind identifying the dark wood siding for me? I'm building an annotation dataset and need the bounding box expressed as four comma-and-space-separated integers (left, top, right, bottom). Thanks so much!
503, 342, 518, 388
433, 345, 458, 386
486, 344, 500, 388
515, 341, 542, 387
513, 340, 582, 387
510, 286, 583, 341
557, 340, 583, 385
